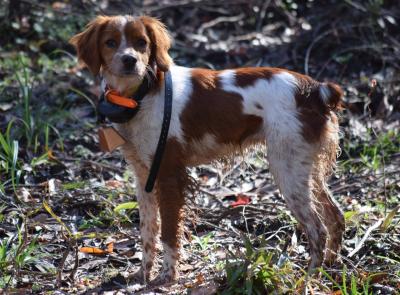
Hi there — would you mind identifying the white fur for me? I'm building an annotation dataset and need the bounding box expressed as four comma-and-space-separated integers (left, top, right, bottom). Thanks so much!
186, 133, 229, 165
219, 70, 302, 140
319, 83, 331, 103
161, 243, 178, 278
117, 16, 128, 51
136, 180, 159, 282
168, 66, 193, 143
114, 65, 192, 168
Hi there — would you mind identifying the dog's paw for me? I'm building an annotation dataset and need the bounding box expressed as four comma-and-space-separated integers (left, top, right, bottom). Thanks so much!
324, 249, 342, 267
127, 267, 152, 284
149, 269, 177, 286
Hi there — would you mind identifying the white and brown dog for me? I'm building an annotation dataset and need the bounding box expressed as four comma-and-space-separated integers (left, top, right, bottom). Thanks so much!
70, 15, 345, 283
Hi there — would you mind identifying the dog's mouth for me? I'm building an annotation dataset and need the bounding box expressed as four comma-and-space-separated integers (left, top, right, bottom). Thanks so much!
103, 65, 142, 78
117, 69, 140, 77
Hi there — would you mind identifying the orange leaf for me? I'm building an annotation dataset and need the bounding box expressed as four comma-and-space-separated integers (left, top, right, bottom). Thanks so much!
80, 242, 114, 255
105, 180, 124, 189
196, 273, 204, 284
47, 149, 56, 160
231, 194, 251, 207
106, 242, 114, 253
80, 247, 108, 255
370, 273, 388, 284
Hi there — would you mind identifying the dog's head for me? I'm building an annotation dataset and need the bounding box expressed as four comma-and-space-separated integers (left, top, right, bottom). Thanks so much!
70, 15, 172, 91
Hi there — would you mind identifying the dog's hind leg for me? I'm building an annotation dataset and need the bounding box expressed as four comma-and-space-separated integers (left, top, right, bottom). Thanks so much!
312, 180, 344, 264
267, 141, 328, 270
311, 115, 344, 264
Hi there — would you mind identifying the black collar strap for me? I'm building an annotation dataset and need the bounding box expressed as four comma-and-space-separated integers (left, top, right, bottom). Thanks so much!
145, 70, 173, 192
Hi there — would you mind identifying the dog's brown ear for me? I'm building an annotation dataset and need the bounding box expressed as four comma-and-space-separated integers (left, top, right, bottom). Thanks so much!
140, 16, 172, 72
69, 16, 109, 75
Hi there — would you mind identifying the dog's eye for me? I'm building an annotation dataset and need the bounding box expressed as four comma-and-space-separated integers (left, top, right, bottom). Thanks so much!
137, 38, 147, 47
105, 39, 117, 48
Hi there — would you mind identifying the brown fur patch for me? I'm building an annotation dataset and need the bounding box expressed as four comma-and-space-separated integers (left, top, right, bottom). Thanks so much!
69, 16, 111, 75
157, 137, 187, 250
292, 72, 341, 143
326, 83, 344, 110
124, 20, 150, 48
140, 16, 172, 71
180, 68, 263, 146
234, 67, 282, 88
144, 243, 151, 253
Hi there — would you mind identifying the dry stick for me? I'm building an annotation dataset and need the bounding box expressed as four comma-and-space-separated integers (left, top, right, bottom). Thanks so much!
19, 0, 65, 13
199, 219, 241, 236
82, 159, 124, 174
330, 169, 400, 194
57, 242, 71, 286
58, 156, 124, 174
329, 168, 400, 187
348, 218, 384, 258
304, 24, 370, 75
144, 0, 250, 12
256, 0, 272, 32
197, 189, 226, 206
69, 241, 79, 281
264, 225, 293, 242
343, 0, 367, 12
304, 29, 335, 75
219, 162, 243, 186
370, 125, 388, 215
241, 205, 250, 234
86, 0, 108, 15
57, 230, 77, 286
315, 44, 390, 79
198, 14, 244, 34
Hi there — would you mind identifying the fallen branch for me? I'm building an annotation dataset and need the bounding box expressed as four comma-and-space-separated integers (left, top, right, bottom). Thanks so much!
348, 218, 384, 258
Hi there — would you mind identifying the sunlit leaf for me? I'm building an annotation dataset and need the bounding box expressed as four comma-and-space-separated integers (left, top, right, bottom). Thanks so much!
114, 202, 138, 213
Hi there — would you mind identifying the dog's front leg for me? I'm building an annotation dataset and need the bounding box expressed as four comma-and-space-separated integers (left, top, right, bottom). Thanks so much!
154, 175, 185, 283
137, 187, 159, 282
131, 163, 160, 283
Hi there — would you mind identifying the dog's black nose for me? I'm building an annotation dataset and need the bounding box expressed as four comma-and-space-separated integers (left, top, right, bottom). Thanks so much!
121, 55, 137, 70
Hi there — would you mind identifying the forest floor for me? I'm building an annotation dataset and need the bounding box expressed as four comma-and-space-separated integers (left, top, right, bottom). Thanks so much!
0, 1, 399, 294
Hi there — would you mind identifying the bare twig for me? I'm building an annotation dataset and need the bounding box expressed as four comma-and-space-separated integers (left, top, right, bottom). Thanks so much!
348, 218, 384, 258
256, 0, 272, 32
198, 14, 245, 34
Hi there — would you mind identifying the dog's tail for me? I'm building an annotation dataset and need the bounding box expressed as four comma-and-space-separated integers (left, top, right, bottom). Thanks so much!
313, 82, 343, 179
318, 82, 344, 111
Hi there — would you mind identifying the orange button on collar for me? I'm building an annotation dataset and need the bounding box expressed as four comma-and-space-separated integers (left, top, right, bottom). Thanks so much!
105, 89, 138, 109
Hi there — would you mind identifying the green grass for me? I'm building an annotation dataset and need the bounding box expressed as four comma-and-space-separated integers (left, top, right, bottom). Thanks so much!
340, 129, 400, 172
14, 55, 64, 153
192, 232, 215, 252
0, 53, 68, 195
320, 267, 382, 295
0, 226, 45, 289
219, 236, 298, 294
0, 121, 21, 194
